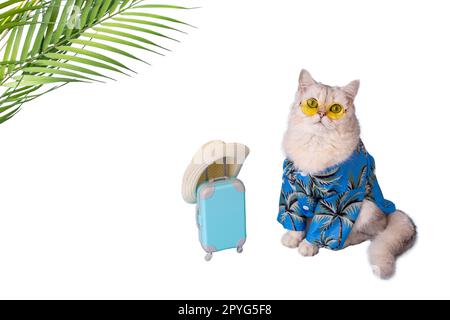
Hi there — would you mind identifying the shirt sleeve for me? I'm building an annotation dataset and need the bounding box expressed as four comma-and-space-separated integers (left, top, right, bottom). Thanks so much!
277, 190, 308, 231
366, 155, 397, 215
277, 163, 316, 231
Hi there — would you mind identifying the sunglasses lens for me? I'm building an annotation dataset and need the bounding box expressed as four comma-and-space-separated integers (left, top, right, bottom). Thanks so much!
301, 98, 319, 116
327, 104, 345, 120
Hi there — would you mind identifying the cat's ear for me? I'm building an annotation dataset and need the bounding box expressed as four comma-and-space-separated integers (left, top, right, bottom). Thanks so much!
298, 69, 316, 92
343, 80, 360, 102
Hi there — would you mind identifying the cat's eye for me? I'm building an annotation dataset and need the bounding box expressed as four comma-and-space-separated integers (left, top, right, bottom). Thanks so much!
301, 98, 319, 116
327, 104, 345, 120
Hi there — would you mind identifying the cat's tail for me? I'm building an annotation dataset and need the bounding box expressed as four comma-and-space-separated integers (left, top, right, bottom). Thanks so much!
368, 210, 417, 279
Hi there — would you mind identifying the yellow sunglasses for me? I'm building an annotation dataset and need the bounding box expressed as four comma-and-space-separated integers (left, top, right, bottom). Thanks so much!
300, 98, 346, 120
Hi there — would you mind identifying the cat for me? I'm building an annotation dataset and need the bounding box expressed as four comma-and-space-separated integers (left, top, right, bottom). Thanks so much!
279, 69, 416, 279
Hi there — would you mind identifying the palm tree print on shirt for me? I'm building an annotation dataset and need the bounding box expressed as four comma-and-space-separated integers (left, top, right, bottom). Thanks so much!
347, 165, 367, 191
278, 190, 306, 231
365, 158, 377, 203
311, 190, 364, 249
278, 141, 397, 251
314, 232, 339, 249
309, 166, 341, 198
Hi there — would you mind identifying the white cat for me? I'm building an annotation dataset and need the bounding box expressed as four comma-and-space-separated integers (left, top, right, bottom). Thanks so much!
280, 69, 416, 279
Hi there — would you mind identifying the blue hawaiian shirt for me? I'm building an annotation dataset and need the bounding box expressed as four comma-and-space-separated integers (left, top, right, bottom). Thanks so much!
277, 141, 396, 250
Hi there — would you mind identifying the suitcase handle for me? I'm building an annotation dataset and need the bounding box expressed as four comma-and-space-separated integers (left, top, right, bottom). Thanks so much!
205, 157, 228, 181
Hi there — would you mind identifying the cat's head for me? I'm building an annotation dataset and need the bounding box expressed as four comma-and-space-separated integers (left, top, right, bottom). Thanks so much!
283, 70, 361, 172
290, 69, 360, 134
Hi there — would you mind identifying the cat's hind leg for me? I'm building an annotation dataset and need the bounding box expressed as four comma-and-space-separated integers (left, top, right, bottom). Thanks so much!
345, 200, 388, 248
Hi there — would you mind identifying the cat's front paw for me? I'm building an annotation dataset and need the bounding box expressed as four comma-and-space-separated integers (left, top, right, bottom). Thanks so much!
281, 231, 305, 248
298, 240, 319, 257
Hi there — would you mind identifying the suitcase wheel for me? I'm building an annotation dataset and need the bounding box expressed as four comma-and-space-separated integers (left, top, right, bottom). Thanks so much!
205, 253, 213, 262
237, 246, 243, 254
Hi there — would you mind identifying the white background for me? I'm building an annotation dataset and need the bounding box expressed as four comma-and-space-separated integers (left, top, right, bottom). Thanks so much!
0, 0, 448, 299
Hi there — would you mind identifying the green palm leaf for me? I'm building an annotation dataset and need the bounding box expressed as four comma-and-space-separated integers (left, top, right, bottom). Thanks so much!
92, 26, 169, 50
0, 1, 24, 11
55, 45, 133, 71
34, 59, 113, 79
111, 17, 179, 41
6, 75, 86, 86
22, 66, 99, 81
44, 52, 129, 75
124, 11, 192, 23
0, 0, 196, 125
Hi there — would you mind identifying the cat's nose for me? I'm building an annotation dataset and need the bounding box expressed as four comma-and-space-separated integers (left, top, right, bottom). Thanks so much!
318, 111, 326, 118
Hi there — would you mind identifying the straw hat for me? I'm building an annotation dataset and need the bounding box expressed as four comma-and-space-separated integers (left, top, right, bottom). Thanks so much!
182, 140, 250, 204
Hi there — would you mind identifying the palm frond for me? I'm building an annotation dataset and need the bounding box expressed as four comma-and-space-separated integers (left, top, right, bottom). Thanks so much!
348, 166, 367, 191
296, 178, 309, 195
283, 160, 299, 190
0, 0, 196, 124
311, 166, 341, 185
339, 215, 356, 230
279, 189, 288, 209
347, 174, 356, 190
313, 233, 337, 248
356, 165, 367, 189
282, 191, 301, 214
278, 210, 305, 232
316, 199, 336, 215
356, 140, 368, 155
340, 201, 362, 219
309, 167, 341, 198
0, 1, 44, 34
312, 214, 334, 231
336, 190, 363, 213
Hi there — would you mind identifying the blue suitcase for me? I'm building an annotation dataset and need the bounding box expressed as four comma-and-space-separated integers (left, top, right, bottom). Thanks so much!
196, 163, 247, 261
